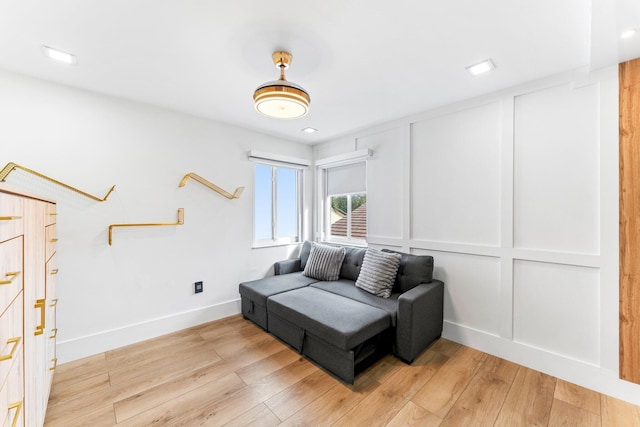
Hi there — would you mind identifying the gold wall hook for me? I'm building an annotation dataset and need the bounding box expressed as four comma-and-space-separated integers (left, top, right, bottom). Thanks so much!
0, 162, 115, 202
108, 208, 185, 245
179, 172, 243, 199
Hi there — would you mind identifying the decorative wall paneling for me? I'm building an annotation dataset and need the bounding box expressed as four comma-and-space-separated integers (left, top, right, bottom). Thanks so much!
320, 66, 627, 402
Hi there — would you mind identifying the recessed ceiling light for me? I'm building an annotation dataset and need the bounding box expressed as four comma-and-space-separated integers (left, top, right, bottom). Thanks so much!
43, 45, 77, 64
621, 29, 637, 39
466, 59, 495, 76
301, 127, 317, 133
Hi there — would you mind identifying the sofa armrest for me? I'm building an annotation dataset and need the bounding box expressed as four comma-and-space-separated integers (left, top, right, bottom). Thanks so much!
274, 259, 302, 275
395, 280, 444, 363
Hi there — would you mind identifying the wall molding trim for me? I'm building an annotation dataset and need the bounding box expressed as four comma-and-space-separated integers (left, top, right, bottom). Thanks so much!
443, 322, 640, 406
57, 299, 241, 364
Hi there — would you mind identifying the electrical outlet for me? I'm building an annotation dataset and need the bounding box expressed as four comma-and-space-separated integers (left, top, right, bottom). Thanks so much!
194, 281, 203, 293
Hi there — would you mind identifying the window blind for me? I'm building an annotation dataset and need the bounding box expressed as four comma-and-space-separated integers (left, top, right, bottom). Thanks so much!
326, 162, 366, 195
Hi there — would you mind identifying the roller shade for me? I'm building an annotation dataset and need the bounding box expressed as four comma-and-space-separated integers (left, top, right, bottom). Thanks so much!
327, 162, 366, 195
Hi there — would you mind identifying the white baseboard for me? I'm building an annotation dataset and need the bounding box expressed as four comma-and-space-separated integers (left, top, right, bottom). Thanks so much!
56, 299, 241, 364
443, 321, 640, 406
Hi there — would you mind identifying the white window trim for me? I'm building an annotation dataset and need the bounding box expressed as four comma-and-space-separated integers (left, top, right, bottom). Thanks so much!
251, 155, 306, 248
324, 192, 367, 246
248, 150, 310, 167
316, 149, 372, 246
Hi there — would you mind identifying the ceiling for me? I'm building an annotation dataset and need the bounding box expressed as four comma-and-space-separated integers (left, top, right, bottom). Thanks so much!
0, 0, 638, 144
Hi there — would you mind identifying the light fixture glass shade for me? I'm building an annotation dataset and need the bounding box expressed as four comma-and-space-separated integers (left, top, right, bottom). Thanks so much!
253, 51, 310, 119
253, 79, 310, 119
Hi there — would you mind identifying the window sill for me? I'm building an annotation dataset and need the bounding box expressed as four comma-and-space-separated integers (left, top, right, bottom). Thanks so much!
320, 239, 368, 248
252, 241, 302, 250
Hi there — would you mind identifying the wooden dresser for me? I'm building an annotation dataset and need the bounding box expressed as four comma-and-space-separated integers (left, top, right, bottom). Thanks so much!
1, 187, 57, 427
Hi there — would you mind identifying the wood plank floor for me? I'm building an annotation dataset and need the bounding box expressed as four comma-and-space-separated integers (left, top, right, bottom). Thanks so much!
44, 315, 640, 426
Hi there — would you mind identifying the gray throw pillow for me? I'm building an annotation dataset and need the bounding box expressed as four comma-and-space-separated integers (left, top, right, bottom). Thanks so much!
303, 243, 346, 281
355, 248, 402, 298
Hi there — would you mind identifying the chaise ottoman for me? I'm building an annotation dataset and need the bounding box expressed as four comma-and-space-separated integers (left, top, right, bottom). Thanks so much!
267, 286, 392, 383
239, 272, 318, 331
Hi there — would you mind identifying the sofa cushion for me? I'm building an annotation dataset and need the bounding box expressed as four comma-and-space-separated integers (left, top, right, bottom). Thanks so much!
303, 243, 346, 281
267, 287, 391, 351
239, 272, 318, 306
310, 280, 400, 327
382, 249, 434, 293
299, 240, 313, 270
340, 246, 366, 281
355, 249, 402, 298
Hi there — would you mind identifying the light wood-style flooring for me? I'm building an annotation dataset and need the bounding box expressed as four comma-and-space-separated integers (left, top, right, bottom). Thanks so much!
44, 315, 640, 426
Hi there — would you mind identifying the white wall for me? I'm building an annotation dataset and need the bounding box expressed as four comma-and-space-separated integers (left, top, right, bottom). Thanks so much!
0, 69, 313, 363
313, 66, 640, 404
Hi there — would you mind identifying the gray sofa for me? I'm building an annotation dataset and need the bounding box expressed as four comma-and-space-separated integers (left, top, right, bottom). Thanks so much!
238, 241, 444, 383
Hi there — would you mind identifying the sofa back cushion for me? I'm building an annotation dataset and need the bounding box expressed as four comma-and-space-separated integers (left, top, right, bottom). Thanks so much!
303, 242, 346, 281
355, 249, 402, 298
340, 246, 366, 281
299, 240, 313, 270
382, 249, 434, 293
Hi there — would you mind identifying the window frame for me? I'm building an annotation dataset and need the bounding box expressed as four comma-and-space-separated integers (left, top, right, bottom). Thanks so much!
317, 158, 368, 246
253, 160, 304, 248
325, 191, 367, 245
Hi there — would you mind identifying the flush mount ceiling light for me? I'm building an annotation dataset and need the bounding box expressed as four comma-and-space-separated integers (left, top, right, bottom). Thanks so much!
253, 51, 310, 119
43, 45, 77, 64
466, 59, 495, 76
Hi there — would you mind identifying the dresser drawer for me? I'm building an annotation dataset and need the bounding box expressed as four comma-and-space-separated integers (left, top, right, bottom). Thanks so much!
0, 237, 23, 317
0, 344, 24, 427
0, 293, 23, 392
0, 194, 23, 243
45, 202, 56, 226
45, 224, 56, 262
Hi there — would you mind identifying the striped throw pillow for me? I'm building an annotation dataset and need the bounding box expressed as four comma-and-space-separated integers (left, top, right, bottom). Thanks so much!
355, 248, 402, 298
303, 243, 346, 281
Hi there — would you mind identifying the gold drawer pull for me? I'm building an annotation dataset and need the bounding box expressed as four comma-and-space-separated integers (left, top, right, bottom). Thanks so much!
0, 337, 21, 361
50, 238, 58, 243
0, 216, 21, 221
34, 299, 45, 336
50, 328, 58, 339
50, 357, 58, 371
0, 271, 20, 285
50, 298, 58, 307
49, 213, 58, 216
7, 401, 22, 427
50, 269, 59, 275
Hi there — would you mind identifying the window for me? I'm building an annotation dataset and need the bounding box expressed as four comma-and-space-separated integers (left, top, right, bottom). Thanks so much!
324, 162, 367, 244
254, 163, 302, 245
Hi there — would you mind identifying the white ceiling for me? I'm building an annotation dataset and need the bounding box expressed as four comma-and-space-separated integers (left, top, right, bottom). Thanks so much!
0, 0, 638, 144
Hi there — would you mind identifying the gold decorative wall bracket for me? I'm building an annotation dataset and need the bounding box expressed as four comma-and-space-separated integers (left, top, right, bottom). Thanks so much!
108, 208, 185, 245
179, 172, 243, 199
0, 162, 115, 202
